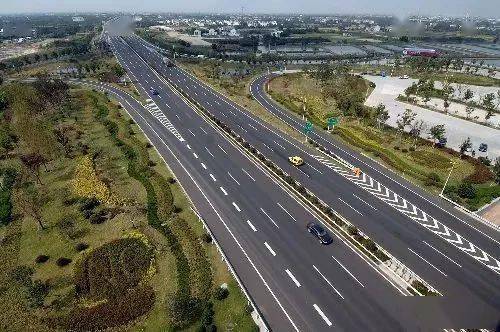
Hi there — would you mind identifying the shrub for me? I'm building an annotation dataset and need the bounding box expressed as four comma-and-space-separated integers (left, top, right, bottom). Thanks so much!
201, 233, 212, 243
213, 287, 229, 301
128, 119, 135, 124
75, 243, 89, 252
464, 161, 495, 184
347, 225, 359, 236
401, 148, 408, 153
35, 255, 50, 263
167, 177, 176, 184
47, 286, 155, 330
201, 302, 215, 326
145, 142, 153, 148
10, 265, 34, 286
173, 206, 183, 213
27, 280, 49, 308
89, 210, 107, 224
167, 294, 202, 328
394, 146, 400, 150
478, 156, 490, 166
56, 257, 72, 267
424, 172, 441, 187
409, 146, 415, 152
457, 182, 476, 199
148, 161, 156, 167
79, 197, 100, 212
363, 239, 377, 253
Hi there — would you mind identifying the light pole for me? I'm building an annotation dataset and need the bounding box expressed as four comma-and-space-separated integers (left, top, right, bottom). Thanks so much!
440, 160, 456, 196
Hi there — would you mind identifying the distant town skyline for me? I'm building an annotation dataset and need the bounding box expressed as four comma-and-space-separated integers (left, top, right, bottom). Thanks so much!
0, 0, 499, 19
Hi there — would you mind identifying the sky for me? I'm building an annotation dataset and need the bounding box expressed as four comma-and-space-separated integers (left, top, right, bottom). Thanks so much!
0, 0, 499, 18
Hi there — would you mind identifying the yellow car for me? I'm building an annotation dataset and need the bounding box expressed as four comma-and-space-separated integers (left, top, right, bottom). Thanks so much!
289, 156, 304, 166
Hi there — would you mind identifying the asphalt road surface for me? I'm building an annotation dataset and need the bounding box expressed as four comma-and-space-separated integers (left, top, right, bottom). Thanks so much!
99, 17, 500, 331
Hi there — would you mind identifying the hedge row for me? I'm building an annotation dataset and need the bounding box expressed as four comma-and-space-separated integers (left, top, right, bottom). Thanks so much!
0, 167, 17, 225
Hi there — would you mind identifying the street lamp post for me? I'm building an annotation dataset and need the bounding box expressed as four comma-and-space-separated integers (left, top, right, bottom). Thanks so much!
440, 160, 456, 196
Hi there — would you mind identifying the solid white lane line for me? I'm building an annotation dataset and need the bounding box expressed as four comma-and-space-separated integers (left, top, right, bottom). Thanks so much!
247, 220, 257, 232
242, 169, 256, 182
313, 304, 333, 327
228, 172, 240, 186
313, 265, 344, 299
217, 144, 228, 154
408, 248, 447, 277
201, 162, 207, 169
264, 242, 277, 256
352, 194, 378, 211
285, 269, 301, 287
232, 202, 241, 212
205, 147, 215, 158
338, 198, 363, 216
331, 256, 365, 287
200, 127, 208, 134
274, 140, 286, 150
220, 187, 228, 195
423, 241, 462, 268
260, 208, 279, 228
188, 129, 196, 136
193, 152, 198, 159
186, 144, 191, 150
277, 202, 297, 222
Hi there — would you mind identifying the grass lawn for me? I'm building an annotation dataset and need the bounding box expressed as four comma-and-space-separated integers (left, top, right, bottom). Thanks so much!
268, 72, 493, 194
0, 86, 255, 331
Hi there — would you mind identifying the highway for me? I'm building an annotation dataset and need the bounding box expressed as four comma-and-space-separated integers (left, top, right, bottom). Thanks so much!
102, 18, 500, 331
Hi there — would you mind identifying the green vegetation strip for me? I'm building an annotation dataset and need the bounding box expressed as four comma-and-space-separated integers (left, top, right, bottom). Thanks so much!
90, 93, 214, 328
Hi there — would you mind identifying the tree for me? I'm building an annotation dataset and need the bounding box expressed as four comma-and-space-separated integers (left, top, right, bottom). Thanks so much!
429, 124, 446, 147
14, 181, 45, 230
465, 105, 474, 119
20, 153, 46, 184
443, 99, 450, 114
374, 103, 389, 128
482, 93, 495, 120
459, 137, 472, 156
463, 89, 474, 103
410, 120, 426, 149
395, 109, 416, 144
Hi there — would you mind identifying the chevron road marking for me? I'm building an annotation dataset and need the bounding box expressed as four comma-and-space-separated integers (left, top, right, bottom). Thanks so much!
313, 155, 500, 275
143, 101, 185, 142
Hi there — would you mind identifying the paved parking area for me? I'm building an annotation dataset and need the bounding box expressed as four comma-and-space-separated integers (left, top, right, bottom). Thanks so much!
364, 75, 500, 160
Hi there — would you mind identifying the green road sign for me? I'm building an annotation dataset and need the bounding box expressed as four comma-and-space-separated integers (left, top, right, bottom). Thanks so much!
303, 121, 313, 134
327, 117, 338, 126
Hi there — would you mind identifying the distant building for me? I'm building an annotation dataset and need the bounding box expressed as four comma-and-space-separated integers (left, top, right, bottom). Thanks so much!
133, 16, 143, 22
149, 25, 172, 32
228, 28, 240, 37
193, 29, 201, 37
208, 28, 217, 36
72, 16, 85, 22
271, 30, 282, 37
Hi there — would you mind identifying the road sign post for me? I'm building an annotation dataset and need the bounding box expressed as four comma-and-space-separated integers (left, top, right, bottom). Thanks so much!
327, 117, 338, 131
303, 121, 313, 142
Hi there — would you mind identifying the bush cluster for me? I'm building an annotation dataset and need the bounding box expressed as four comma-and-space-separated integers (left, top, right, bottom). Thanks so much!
0, 167, 17, 226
